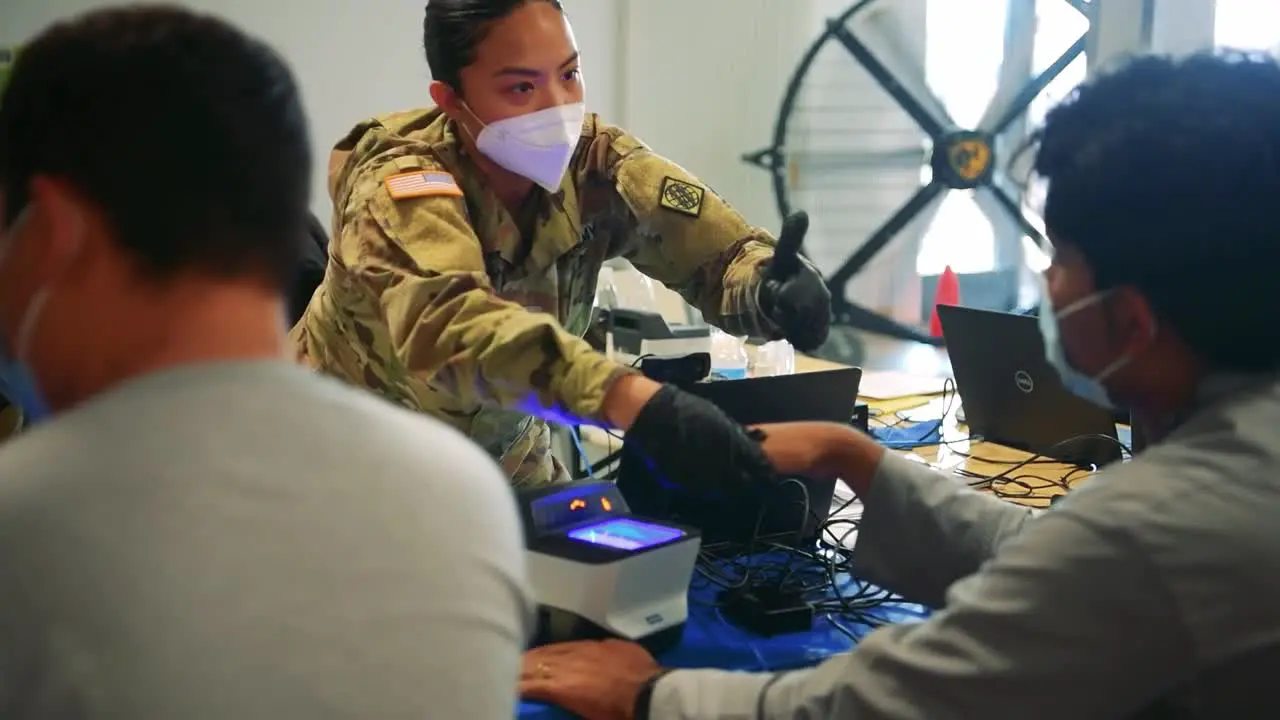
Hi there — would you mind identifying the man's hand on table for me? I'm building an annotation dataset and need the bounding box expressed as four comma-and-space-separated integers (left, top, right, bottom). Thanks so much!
521, 639, 661, 720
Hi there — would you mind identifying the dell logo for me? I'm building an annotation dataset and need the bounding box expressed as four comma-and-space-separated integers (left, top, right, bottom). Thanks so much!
1014, 370, 1034, 394
645, 613, 664, 625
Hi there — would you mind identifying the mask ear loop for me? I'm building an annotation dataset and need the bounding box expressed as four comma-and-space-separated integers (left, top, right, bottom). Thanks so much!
455, 101, 488, 145
0, 207, 35, 355
13, 287, 50, 362
1053, 288, 1108, 322
1090, 292, 1160, 384
12, 208, 86, 363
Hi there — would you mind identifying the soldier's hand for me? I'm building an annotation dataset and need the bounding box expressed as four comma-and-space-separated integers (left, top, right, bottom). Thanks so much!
759, 211, 832, 352
622, 384, 775, 495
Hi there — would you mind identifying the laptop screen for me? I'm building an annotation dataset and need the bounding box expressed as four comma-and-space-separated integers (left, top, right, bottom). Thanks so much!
936, 304, 1122, 467
685, 367, 863, 425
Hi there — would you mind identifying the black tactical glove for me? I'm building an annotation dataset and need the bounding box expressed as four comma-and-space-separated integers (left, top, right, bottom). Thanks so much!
624, 384, 775, 496
757, 211, 832, 353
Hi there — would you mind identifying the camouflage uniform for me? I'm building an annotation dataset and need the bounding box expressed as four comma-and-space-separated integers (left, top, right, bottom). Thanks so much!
292, 108, 786, 487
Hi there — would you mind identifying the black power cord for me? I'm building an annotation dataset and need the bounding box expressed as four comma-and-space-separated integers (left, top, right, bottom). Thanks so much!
952, 432, 1131, 503
690, 478, 906, 638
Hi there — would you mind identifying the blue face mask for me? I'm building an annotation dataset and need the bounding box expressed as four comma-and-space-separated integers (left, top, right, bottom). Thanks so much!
0, 209, 52, 427
1035, 273, 1133, 411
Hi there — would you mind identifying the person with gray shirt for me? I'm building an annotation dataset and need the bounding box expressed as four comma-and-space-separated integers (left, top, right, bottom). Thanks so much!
520, 49, 1280, 719
0, 7, 530, 719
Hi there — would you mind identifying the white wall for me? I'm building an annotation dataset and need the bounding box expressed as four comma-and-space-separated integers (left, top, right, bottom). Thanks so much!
617, 0, 925, 315
0, 0, 618, 224
2, 0, 916, 311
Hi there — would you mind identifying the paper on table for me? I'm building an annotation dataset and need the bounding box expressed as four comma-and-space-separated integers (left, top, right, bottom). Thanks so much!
858, 370, 949, 400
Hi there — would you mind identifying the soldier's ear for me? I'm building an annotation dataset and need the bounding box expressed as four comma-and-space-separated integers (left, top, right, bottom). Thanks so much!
429, 80, 462, 119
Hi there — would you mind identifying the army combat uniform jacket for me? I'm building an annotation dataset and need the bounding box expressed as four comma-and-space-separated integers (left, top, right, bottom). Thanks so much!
291, 108, 783, 486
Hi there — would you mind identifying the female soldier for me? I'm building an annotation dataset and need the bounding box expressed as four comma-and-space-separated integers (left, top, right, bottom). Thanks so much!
292, 0, 831, 487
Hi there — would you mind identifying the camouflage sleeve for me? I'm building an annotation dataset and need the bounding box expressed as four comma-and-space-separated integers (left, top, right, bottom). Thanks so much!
586, 121, 784, 338
354, 162, 632, 422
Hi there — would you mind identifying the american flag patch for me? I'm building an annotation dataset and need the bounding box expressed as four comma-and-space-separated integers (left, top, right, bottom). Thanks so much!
384, 170, 463, 200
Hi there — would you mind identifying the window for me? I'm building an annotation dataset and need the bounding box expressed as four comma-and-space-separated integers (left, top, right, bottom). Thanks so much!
1214, 0, 1280, 51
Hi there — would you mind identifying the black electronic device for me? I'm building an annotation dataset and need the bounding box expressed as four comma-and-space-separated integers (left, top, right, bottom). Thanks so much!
607, 308, 711, 365
639, 353, 711, 387
851, 403, 870, 433
616, 367, 863, 545
936, 304, 1123, 467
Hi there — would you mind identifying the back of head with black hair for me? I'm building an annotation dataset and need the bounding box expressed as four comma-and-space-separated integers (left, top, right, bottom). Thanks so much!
422, 0, 564, 91
0, 5, 312, 288
1034, 49, 1280, 373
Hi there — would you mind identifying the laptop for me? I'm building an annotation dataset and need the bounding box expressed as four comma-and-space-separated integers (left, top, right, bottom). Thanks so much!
616, 367, 863, 545
936, 304, 1123, 467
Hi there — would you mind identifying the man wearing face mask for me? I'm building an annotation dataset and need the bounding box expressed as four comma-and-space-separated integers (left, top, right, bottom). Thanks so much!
519, 49, 1280, 719
292, 0, 831, 488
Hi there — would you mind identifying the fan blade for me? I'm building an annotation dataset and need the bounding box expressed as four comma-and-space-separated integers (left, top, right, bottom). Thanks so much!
909, 183, 948, 239
1064, 0, 1091, 16
983, 34, 1087, 136
826, 20, 950, 140
859, 8, 956, 132
973, 183, 1046, 249
829, 181, 947, 287
785, 147, 928, 172
977, 0, 1037, 133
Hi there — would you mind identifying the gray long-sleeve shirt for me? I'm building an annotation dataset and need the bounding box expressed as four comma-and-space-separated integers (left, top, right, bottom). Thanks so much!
652, 373, 1280, 718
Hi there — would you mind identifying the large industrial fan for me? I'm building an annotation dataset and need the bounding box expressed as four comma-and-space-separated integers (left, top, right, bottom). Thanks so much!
744, 0, 1092, 347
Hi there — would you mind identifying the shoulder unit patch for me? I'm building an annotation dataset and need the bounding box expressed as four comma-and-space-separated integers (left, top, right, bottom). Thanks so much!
658, 176, 705, 218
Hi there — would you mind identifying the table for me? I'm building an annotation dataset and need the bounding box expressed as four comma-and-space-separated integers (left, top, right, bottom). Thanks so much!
517, 552, 929, 720
536, 352, 1096, 718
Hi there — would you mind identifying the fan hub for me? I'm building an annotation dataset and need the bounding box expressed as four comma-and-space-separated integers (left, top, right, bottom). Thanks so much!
931, 130, 995, 190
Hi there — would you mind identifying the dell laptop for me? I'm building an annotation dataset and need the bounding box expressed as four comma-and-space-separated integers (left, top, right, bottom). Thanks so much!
937, 304, 1124, 467
616, 367, 863, 545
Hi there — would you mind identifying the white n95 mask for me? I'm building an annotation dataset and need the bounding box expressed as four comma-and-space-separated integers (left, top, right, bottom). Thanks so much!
469, 102, 586, 193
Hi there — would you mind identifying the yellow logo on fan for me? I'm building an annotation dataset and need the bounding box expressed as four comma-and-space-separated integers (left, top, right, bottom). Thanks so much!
948, 139, 992, 181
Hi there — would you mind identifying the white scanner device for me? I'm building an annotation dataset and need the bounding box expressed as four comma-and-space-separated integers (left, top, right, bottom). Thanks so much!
518, 480, 701, 652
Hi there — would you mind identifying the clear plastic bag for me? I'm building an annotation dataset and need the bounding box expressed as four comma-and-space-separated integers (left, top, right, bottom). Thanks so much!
709, 328, 749, 380
752, 340, 796, 377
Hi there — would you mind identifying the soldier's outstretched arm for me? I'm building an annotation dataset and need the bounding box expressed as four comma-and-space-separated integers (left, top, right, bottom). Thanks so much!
348, 168, 631, 422
583, 123, 779, 338
584, 121, 832, 351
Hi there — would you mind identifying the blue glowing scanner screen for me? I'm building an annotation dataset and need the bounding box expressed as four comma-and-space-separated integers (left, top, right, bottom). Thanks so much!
566, 518, 684, 552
